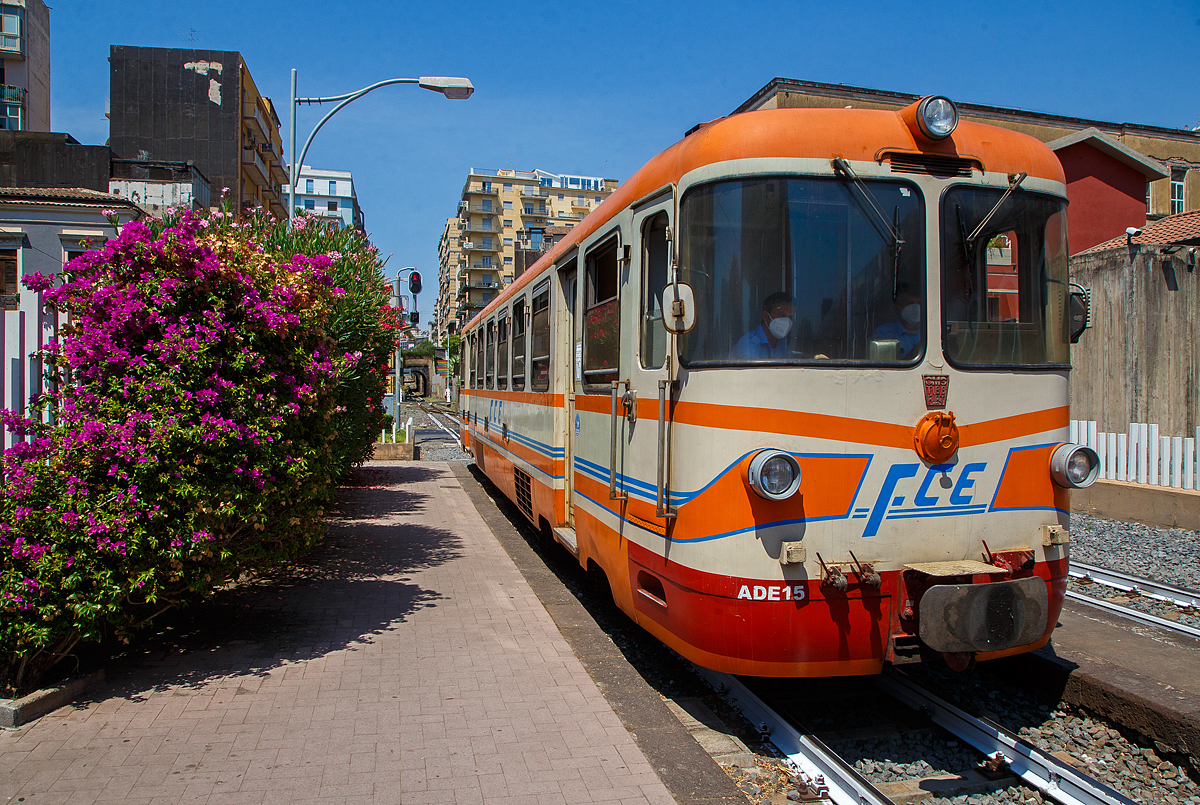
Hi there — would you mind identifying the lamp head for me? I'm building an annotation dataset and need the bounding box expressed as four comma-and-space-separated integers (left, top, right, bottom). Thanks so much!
419, 76, 474, 99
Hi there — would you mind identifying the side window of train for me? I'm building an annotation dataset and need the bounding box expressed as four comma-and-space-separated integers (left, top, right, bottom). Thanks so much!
583, 235, 620, 388
469, 333, 477, 389
530, 281, 551, 392
474, 328, 485, 388
497, 312, 509, 391
641, 212, 670, 369
511, 297, 526, 391
485, 319, 496, 389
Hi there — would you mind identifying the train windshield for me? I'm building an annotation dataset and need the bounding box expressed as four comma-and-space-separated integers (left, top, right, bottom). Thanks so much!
941, 187, 1070, 368
678, 177, 926, 366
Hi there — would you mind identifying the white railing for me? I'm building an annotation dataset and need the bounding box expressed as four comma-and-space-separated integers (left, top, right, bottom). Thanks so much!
1070, 420, 1198, 490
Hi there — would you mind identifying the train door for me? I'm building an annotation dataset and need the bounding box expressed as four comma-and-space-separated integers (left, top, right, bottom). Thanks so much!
555, 261, 578, 527
623, 202, 675, 540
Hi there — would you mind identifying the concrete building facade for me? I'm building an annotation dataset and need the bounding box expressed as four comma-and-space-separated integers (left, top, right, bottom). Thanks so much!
293, 165, 364, 230
735, 78, 1200, 250
434, 167, 618, 344
0, 0, 49, 132
109, 46, 288, 219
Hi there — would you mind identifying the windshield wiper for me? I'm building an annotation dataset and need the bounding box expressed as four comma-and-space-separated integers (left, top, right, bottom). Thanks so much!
832, 158, 906, 293
966, 171, 1027, 244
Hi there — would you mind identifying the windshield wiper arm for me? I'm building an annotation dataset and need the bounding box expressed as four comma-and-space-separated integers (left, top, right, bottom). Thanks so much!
832, 158, 904, 254
966, 171, 1026, 243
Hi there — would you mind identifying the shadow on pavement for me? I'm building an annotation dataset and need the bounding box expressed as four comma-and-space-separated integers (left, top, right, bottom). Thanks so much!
92, 463, 462, 702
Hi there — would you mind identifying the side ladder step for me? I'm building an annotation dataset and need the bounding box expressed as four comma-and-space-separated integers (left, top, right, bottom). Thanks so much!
553, 526, 578, 556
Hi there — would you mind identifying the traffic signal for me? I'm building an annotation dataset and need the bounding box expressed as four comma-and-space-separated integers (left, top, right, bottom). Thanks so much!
410, 311, 419, 325
408, 271, 422, 295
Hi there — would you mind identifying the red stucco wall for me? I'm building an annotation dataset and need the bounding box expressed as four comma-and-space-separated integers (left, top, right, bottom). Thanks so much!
1056, 142, 1148, 255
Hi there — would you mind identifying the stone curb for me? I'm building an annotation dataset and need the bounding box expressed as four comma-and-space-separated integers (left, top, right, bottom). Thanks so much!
0, 669, 105, 729
371, 442, 419, 460
1072, 478, 1200, 531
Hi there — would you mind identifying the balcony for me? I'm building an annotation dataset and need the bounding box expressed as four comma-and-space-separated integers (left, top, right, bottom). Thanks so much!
243, 99, 272, 142
1, 84, 25, 104
461, 241, 500, 253
571, 198, 592, 210
460, 204, 498, 217
521, 187, 551, 198
557, 211, 585, 221
242, 147, 269, 186
468, 183, 500, 196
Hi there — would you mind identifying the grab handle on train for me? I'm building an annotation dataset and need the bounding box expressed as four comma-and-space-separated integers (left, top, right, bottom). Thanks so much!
610, 381, 629, 501
656, 379, 677, 519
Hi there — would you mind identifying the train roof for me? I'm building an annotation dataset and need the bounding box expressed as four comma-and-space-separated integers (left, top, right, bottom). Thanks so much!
464, 106, 1066, 330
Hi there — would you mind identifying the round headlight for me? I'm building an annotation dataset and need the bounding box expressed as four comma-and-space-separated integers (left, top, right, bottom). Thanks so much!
747, 449, 802, 501
1050, 443, 1100, 489
917, 96, 958, 139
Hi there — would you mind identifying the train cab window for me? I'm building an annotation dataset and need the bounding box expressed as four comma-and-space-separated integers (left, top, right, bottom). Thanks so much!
469, 333, 478, 389
583, 236, 620, 386
485, 319, 496, 389
640, 212, 670, 369
678, 177, 925, 366
530, 281, 551, 392
511, 297, 526, 390
497, 314, 509, 390
941, 187, 1069, 367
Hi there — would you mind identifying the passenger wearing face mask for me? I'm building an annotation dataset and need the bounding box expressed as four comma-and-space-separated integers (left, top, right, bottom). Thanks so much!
873, 287, 922, 358
731, 292, 795, 360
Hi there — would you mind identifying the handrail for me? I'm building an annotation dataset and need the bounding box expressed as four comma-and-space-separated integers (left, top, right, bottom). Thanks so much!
656, 379, 676, 518
610, 381, 627, 501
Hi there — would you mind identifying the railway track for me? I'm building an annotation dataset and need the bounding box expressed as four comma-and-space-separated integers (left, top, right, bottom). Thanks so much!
1067, 561, 1200, 639
696, 666, 1137, 805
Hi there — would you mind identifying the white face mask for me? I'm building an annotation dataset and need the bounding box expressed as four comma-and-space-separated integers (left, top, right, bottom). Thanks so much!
900, 303, 921, 327
767, 315, 792, 340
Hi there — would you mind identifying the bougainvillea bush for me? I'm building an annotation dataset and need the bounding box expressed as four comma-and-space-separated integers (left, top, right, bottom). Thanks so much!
0, 209, 400, 695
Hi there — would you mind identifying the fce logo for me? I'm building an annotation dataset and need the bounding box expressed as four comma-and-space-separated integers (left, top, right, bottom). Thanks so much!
859, 462, 988, 538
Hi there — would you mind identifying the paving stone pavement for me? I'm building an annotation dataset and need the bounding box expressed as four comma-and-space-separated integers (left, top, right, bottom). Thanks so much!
0, 462, 680, 805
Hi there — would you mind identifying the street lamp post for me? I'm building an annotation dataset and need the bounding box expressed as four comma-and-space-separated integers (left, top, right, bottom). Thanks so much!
287, 72, 473, 220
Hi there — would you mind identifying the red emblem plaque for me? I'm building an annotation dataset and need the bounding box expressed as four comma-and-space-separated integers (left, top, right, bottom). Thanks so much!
923, 375, 949, 408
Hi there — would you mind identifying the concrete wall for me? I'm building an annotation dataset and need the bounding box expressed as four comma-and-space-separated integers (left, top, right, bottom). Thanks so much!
1069, 245, 1200, 437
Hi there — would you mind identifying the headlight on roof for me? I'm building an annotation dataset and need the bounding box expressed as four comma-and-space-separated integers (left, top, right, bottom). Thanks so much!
916, 96, 958, 139
1050, 443, 1100, 489
747, 449, 802, 501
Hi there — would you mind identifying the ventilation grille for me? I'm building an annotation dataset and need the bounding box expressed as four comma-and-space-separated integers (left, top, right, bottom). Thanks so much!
886, 153, 977, 178
514, 468, 533, 520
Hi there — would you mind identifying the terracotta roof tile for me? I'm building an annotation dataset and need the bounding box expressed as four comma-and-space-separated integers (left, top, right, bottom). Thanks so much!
1082, 209, 1200, 254
0, 187, 139, 205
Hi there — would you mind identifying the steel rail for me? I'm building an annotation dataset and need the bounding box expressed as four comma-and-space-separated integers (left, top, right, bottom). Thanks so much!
694, 667, 891, 805
876, 669, 1137, 805
1064, 590, 1200, 639
420, 406, 463, 449
1069, 561, 1200, 610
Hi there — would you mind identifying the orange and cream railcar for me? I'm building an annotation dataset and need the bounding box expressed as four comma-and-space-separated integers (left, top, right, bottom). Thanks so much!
457, 96, 1099, 677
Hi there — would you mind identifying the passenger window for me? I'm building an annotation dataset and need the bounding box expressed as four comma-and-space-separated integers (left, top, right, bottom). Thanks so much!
469, 333, 477, 389
584, 236, 620, 386
485, 319, 496, 389
640, 213, 669, 369
530, 282, 551, 391
511, 298, 526, 390
497, 314, 509, 390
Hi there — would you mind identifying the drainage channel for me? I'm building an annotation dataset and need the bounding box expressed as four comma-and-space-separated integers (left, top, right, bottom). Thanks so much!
695, 666, 1137, 805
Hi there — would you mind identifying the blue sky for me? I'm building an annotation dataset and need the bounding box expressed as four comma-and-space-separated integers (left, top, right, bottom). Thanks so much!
55, 1, 1200, 328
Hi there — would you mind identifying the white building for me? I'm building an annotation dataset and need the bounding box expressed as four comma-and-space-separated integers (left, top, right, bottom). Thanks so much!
293, 165, 364, 230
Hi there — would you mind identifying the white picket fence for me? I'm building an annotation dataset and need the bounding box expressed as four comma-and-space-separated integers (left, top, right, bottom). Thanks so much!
1070, 420, 1198, 490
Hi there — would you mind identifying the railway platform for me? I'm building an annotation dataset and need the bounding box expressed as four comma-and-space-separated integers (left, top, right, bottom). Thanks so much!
0, 461, 746, 805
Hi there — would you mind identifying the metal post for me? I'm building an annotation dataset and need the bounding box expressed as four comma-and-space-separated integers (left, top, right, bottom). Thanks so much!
288, 69, 297, 220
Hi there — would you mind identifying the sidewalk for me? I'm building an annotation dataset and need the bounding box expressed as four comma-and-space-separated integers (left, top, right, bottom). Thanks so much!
0, 462, 680, 805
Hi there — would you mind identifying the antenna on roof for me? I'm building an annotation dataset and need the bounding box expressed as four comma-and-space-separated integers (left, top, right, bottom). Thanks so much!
181, 28, 199, 44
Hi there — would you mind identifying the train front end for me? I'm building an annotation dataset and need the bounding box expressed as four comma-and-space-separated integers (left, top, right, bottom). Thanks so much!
630, 98, 1098, 676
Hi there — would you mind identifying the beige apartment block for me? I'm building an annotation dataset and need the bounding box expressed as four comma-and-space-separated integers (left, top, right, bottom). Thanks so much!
435, 167, 619, 344
735, 78, 1200, 222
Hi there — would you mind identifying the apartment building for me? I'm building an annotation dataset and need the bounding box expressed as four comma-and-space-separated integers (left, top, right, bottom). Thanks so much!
0, 0, 49, 132
293, 165, 364, 229
435, 215, 463, 342
109, 46, 289, 219
435, 167, 618, 343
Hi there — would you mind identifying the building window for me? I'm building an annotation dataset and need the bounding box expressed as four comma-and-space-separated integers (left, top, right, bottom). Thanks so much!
503, 238, 513, 246
503, 219, 513, 228
504, 257, 513, 265
482, 236, 493, 249
503, 182, 512, 190
503, 200, 513, 209
530, 230, 543, 249
0, 12, 20, 53
524, 205, 534, 215
482, 217, 492, 231
482, 256, 493, 267
482, 200, 493, 212
0, 101, 22, 130
328, 180, 337, 195
305, 178, 314, 193
595, 196, 602, 203
304, 199, 315, 210
327, 201, 337, 211
482, 273, 493, 286
558, 194, 564, 200
1171, 169, 1185, 215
